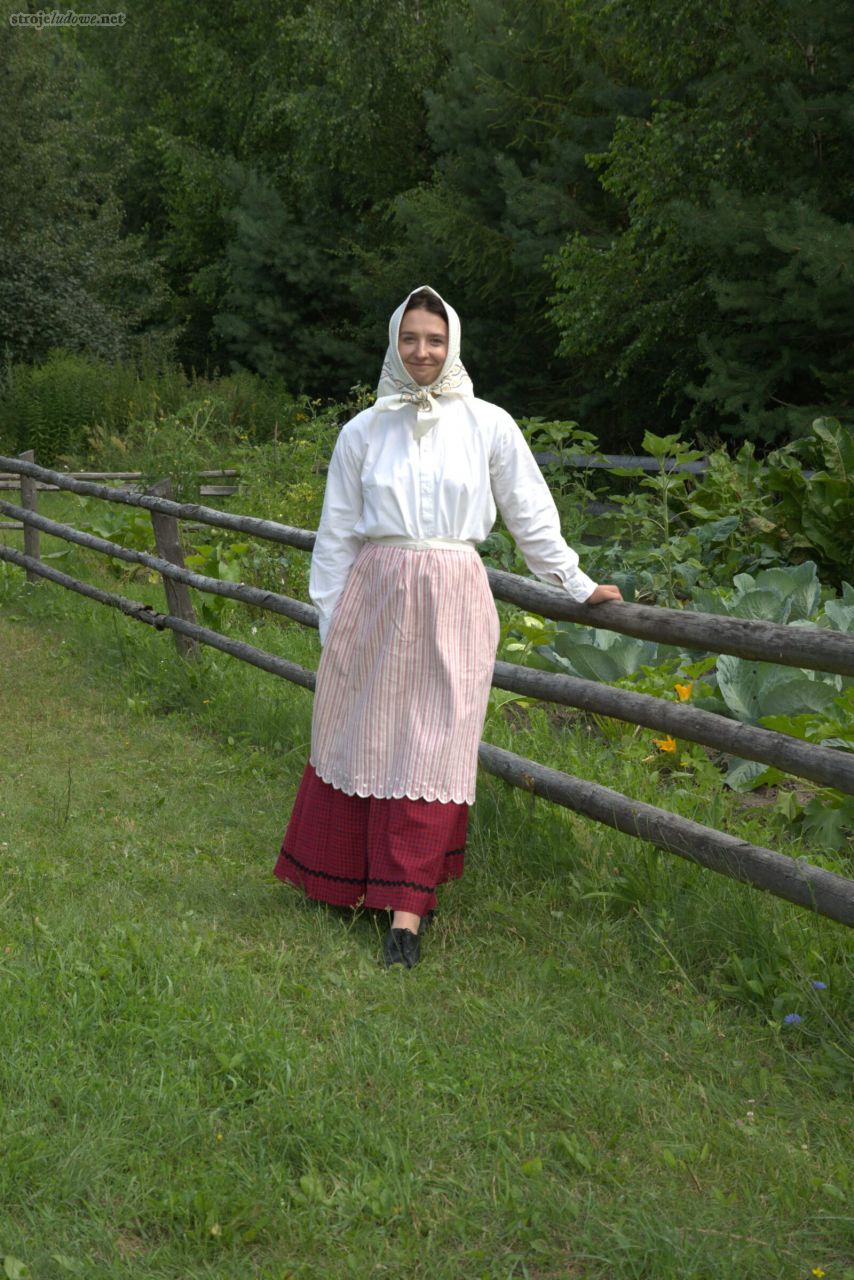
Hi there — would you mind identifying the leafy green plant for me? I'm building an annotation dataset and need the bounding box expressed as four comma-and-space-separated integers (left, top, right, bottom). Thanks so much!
762, 417, 854, 588
713, 652, 847, 792
602, 430, 706, 606
0, 349, 198, 465
690, 560, 824, 625
123, 398, 223, 504
685, 564, 854, 792
1, 349, 116, 463
762, 685, 854, 754
682, 440, 778, 572
72, 499, 156, 579
578, 433, 807, 600
568, 429, 715, 604
519, 417, 605, 514
185, 540, 253, 627
478, 530, 528, 577
718, 948, 800, 1019
497, 610, 556, 664
795, 791, 854, 856
75, 500, 155, 554
533, 624, 665, 684
765, 686, 854, 855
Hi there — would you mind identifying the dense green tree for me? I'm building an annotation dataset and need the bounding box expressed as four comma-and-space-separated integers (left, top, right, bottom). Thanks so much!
353, 0, 643, 415
221, 0, 455, 390
78, 0, 453, 387
549, 0, 854, 443
0, 9, 173, 366
75, 0, 293, 371
6, 0, 852, 442
211, 161, 365, 388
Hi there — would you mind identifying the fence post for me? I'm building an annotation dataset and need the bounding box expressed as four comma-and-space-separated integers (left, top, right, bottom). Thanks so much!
19, 449, 41, 584
146, 478, 198, 660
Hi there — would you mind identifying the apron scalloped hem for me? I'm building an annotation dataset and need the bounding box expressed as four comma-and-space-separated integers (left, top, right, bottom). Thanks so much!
274, 761, 467, 916
309, 542, 500, 806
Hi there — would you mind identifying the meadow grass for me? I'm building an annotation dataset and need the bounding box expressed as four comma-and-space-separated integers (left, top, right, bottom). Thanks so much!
0, 509, 852, 1280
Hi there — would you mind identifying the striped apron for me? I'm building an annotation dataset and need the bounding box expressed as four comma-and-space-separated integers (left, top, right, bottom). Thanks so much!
274, 537, 501, 914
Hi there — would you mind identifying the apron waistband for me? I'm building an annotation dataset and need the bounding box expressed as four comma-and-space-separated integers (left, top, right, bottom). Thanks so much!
365, 536, 477, 553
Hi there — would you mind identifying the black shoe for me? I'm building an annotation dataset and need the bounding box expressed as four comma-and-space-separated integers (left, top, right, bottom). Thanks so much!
383, 927, 421, 969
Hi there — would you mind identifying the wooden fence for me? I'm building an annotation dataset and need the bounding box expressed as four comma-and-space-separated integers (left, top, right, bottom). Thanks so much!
1, 450, 852, 928
0, 466, 239, 531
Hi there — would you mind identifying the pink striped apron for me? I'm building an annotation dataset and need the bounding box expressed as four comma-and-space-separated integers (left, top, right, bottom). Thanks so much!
310, 538, 501, 805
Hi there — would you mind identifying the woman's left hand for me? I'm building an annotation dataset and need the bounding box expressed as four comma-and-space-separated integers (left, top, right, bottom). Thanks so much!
585, 584, 623, 605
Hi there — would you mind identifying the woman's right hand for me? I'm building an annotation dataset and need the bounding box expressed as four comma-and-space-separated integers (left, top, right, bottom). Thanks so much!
584, 584, 623, 605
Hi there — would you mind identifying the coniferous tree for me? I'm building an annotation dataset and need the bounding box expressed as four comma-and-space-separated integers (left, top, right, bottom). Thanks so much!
212, 163, 365, 389
549, 0, 854, 443
355, 0, 641, 415
0, 18, 174, 365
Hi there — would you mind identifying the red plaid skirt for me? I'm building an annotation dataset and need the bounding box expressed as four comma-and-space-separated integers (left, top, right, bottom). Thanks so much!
274, 761, 468, 915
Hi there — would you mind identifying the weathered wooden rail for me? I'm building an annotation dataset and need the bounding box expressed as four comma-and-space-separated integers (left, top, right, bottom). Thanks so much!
2, 497, 852, 795
3, 455, 849, 672
0, 466, 239, 493
0, 466, 240, 530
1, 451, 852, 928
531, 451, 708, 473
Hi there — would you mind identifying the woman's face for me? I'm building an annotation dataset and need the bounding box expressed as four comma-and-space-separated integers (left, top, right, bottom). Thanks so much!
397, 307, 449, 385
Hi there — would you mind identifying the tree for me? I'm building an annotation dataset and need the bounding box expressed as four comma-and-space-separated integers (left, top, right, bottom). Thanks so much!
354, 0, 641, 416
0, 12, 174, 366
212, 162, 365, 388
549, 0, 854, 444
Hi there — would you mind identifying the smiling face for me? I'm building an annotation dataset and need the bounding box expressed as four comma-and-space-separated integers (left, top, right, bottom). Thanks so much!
397, 307, 449, 386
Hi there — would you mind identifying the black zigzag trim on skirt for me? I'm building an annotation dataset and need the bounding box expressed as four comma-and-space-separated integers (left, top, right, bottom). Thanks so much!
281, 848, 465, 895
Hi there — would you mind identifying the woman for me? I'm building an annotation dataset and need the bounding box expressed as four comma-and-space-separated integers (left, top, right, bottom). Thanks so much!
274, 285, 622, 968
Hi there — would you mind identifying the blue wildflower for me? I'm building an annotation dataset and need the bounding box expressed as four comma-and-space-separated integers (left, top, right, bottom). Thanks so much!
811, 981, 827, 990
783, 1013, 802, 1025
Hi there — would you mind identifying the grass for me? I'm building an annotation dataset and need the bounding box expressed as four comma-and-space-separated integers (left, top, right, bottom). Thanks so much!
0, 523, 853, 1279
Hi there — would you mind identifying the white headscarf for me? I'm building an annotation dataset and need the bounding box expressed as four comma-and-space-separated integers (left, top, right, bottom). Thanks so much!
374, 285, 474, 440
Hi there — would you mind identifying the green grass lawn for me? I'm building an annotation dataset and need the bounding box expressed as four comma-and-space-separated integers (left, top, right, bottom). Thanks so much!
0, 552, 852, 1279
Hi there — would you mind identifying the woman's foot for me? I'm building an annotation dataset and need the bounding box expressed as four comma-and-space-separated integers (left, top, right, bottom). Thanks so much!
383, 927, 421, 969
382, 908, 436, 967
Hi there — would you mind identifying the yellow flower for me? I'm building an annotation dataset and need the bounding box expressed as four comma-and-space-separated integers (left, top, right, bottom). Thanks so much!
653, 736, 678, 753
812, 1269, 826, 1278
674, 682, 693, 701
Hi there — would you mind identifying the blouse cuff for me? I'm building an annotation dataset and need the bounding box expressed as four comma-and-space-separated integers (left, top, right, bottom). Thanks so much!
535, 565, 599, 603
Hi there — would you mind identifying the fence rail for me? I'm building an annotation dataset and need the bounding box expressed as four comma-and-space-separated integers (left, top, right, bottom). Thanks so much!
0, 466, 240, 527
531, 451, 708, 473
3, 495, 851, 794
1, 451, 852, 928
3, 454, 850, 674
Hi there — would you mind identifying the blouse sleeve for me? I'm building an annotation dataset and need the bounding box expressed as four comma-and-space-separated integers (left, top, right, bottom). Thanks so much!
309, 427, 365, 645
489, 411, 598, 603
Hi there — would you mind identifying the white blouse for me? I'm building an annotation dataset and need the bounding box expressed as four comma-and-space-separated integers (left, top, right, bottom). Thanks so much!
309, 396, 598, 643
